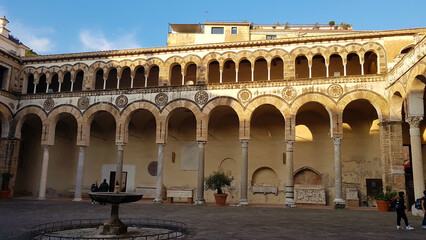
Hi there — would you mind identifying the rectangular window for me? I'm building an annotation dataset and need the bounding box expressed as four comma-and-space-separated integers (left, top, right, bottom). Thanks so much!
211, 27, 224, 34
231, 27, 238, 34
266, 35, 277, 40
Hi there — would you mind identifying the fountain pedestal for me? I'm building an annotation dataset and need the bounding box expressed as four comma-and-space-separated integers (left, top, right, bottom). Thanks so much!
89, 192, 143, 235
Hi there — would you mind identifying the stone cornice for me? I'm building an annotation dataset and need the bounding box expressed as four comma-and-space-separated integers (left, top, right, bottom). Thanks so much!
21, 28, 426, 64
17, 74, 385, 100
0, 48, 22, 65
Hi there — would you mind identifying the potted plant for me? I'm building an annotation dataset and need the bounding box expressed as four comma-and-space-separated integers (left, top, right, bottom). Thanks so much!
372, 187, 396, 212
0, 172, 13, 199
205, 170, 233, 206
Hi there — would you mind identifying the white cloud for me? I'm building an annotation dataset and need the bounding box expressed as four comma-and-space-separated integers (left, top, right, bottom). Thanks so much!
8, 22, 54, 53
79, 30, 141, 51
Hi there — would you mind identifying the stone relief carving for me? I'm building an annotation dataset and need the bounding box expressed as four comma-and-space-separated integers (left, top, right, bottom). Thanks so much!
115, 95, 128, 108
43, 98, 55, 111
194, 91, 208, 105
327, 84, 343, 98
237, 89, 252, 103
282, 86, 297, 101
155, 92, 168, 106
77, 96, 89, 110
294, 186, 326, 204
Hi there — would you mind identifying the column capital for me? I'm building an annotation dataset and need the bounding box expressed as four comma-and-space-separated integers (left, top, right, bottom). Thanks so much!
116, 143, 126, 150
157, 143, 166, 146
332, 137, 342, 145
405, 116, 422, 128
241, 139, 249, 147
286, 140, 294, 151
41, 144, 51, 150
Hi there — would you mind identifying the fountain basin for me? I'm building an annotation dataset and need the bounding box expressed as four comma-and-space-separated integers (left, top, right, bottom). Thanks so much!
88, 192, 143, 235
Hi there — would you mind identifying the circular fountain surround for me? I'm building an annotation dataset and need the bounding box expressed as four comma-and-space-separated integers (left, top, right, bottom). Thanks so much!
89, 192, 143, 235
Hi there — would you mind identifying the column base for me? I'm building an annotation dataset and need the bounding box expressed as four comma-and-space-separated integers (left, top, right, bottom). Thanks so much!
333, 199, 346, 209
37, 197, 46, 201
153, 198, 163, 204
72, 197, 83, 202
285, 198, 296, 208
194, 198, 205, 205
238, 199, 249, 206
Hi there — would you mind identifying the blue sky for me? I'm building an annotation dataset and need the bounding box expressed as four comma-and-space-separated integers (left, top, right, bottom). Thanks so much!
1, 0, 425, 55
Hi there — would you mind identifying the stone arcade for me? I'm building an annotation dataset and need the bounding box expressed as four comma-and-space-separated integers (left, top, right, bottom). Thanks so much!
0, 19, 425, 209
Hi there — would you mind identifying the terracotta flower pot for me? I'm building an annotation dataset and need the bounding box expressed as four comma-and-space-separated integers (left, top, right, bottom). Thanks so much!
0, 190, 10, 199
214, 193, 228, 206
376, 200, 390, 212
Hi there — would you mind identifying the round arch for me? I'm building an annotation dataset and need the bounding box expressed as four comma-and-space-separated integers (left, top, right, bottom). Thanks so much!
336, 90, 389, 121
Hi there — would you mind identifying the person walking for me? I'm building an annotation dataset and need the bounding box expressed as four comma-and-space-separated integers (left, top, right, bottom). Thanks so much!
395, 192, 414, 230
90, 180, 99, 204
422, 190, 426, 230
98, 179, 109, 205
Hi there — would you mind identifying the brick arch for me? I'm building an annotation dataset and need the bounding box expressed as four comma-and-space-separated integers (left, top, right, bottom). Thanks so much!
246, 95, 289, 121
89, 61, 108, 73
290, 93, 336, 117
389, 84, 406, 121
105, 61, 120, 77
290, 47, 311, 62
406, 62, 426, 91
336, 90, 389, 121
362, 42, 387, 73
0, 102, 13, 138
164, 56, 185, 69
19, 66, 37, 79
45, 105, 83, 145
81, 103, 121, 146
160, 99, 203, 142
269, 48, 290, 61
146, 57, 165, 72
326, 45, 347, 63
119, 101, 161, 144
202, 52, 223, 65
14, 105, 48, 140
202, 97, 245, 120
252, 49, 271, 62
182, 54, 202, 73
236, 50, 254, 65
116, 60, 133, 77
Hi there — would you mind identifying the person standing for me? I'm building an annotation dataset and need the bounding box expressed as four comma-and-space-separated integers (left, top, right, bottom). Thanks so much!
422, 190, 426, 230
98, 179, 109, 205
90, 180, 99, 204
395, 192, 414, 230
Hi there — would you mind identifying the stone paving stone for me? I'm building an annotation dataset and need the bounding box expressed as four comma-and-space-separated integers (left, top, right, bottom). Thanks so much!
0, 199, 425, 239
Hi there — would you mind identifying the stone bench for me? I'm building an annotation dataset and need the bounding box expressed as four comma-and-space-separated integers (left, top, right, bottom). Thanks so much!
136, 186, 166, 200
166, 189, 193, 204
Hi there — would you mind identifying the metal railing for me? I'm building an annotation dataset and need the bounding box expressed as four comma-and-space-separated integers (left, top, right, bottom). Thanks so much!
30, 218, 187, 240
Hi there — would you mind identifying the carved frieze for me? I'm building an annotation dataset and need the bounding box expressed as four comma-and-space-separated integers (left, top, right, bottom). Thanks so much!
294, 185, 326, 204
43, 98, 55, 111
115, 95, 128, 108
155, 92, 168, 106
194, 91, 208, 105
77, 96, 89, 110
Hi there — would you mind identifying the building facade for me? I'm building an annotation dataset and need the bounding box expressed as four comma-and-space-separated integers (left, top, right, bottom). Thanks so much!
0, 20, 425, 208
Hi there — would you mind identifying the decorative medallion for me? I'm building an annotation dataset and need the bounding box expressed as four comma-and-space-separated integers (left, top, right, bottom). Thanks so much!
194, 91, 209, 105
281, 86, 297, 101
327, 84, 343, 98
237, 89, 252, 103
148, 161, 158, 176
115, 95, 128, 108
155, 92, 168, 106
43, 98, 55, 111
77, 96, 89, 110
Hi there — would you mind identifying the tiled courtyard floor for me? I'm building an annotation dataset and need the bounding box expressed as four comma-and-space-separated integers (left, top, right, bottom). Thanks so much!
0, 198, 425, 239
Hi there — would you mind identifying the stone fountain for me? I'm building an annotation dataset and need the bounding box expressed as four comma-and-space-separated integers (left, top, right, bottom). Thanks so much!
89, 184, 143, 235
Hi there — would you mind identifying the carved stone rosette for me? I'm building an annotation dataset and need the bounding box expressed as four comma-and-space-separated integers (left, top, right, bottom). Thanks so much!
115, 95, 128, 108
327, 84, 343, 98
43, 98, 55, 111
194, 91, 209, 105
237, 89, 252, 103
77, 96, 89, 110
282, 86, 297, 101
155, 92, 168, 106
